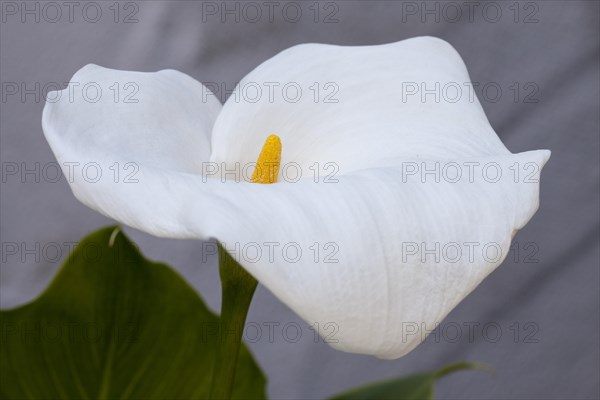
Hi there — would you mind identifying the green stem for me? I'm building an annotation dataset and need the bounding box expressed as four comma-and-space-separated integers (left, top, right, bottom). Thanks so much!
209, 243, 258, 400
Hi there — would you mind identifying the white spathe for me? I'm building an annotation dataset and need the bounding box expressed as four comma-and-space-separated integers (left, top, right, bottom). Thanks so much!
42, 37, 550, 359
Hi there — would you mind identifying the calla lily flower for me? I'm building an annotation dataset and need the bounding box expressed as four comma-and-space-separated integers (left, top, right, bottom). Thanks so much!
42, 36, 549, 359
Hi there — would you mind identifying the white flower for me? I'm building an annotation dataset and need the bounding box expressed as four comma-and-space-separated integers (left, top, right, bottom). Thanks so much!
42, 36, 549, 359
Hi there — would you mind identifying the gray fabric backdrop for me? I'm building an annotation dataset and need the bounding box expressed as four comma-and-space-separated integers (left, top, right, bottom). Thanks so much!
1, 1, 599, 399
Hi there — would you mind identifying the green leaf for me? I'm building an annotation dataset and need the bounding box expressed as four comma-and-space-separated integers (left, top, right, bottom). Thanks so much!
0, 226, 266, 400
330, 362, 489, 400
